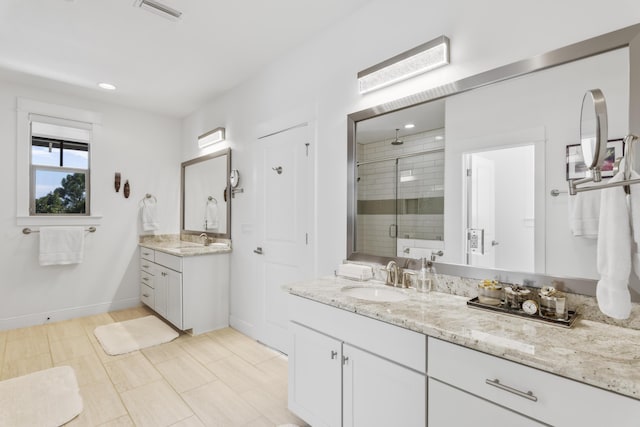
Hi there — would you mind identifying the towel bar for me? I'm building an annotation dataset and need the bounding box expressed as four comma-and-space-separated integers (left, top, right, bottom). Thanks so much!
23, 226, 97, 235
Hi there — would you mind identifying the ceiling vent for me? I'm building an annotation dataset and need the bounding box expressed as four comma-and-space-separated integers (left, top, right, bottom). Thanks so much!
134, 0, 182, 21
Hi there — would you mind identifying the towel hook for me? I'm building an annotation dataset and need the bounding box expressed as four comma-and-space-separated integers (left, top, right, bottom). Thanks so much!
207, 196, 218, 204
272, 166, 283, 175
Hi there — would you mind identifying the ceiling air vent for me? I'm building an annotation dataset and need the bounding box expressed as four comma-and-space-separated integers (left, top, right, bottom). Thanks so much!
134, 0, 182, 21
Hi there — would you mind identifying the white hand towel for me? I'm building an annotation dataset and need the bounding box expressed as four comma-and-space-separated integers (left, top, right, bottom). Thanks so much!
596, 171, 632, 319
568, 190, 601, 238
141, 198, 159, 231
205, 201, 219, 230
629, 170, 640, 277
39, 227, 85, 266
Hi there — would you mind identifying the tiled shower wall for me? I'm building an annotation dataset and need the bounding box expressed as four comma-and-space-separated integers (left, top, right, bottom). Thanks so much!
356, 129, 445, 256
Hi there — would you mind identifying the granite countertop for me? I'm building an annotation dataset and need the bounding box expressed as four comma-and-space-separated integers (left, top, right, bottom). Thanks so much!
139, 240, 231, 257
285, 276, 640, 400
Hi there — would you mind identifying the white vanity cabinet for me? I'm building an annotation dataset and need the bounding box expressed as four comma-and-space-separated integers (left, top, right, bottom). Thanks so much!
288, 295, 427, 427
139, 247, 229, 335
428, 337, 640, 427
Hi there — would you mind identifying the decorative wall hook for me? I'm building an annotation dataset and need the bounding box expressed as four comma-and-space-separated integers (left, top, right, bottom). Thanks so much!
114, 172, 121, 192
124, 180, 130, 198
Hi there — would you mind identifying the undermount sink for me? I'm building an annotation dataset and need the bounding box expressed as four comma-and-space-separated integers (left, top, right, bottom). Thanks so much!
341, 285, 409, 302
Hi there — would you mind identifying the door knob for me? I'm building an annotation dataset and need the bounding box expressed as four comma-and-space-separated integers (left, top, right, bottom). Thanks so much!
253, 247, 263, 255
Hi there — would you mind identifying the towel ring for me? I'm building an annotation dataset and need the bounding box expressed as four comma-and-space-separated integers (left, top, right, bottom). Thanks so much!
139, 193, 157, 206
207, 196, 218, 204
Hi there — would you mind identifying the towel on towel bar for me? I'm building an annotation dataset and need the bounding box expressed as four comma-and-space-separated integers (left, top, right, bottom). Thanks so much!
39, 227, 85, 266
596, 171, 632, 319
629, 170, 640, 277
568, 189, 600, 238
141, 197, 159, 231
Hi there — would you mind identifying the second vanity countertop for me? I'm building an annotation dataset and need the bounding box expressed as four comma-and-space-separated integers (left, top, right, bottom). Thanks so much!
285, 277, 640, 401
139, 240, 231, 257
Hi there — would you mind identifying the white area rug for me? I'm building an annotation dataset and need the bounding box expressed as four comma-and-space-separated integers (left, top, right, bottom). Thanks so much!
0, 366, 82, 426
94, 315, 179, 355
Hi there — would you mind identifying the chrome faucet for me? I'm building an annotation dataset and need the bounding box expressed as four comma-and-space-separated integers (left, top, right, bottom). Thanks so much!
385, 260, 400, 287
199, 233, 211, 246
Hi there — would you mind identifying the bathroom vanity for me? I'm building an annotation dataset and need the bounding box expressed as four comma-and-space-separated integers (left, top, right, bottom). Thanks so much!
286, 278, 640, 427
139, 239, 230, 335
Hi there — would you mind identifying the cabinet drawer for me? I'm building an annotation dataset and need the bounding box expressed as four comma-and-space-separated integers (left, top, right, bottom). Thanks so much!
140, 258, 154, 274
140, 247, 155, 262
140, 283, 154, 308
140, 270, 154, 288
154, 251, 182, 272
428, 337, 640, 426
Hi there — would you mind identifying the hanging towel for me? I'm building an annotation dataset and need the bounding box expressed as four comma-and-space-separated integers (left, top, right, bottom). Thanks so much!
205, 200, 219, 230
596, 171, 632, 319
568, 189, 601, 238
39, 227, 85, 266
629, 170, 640, 277
141, 198, 159, 231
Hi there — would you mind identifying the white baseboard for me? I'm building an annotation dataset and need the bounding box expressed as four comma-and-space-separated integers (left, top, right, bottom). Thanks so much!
229, 315, 257, 340
0, 297, 141, 331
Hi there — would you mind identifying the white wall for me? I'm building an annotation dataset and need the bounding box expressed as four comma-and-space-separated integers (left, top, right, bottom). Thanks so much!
182, 0, 640, 337
0, 80, 181, 329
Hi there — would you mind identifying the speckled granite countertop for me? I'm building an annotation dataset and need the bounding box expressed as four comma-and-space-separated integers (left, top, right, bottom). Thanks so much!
285, 277, 640, 400
139, 237, 231, 257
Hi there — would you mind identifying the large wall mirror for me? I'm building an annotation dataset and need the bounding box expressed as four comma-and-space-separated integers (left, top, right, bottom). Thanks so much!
181, 148, 231, 239
348, 23, 640, 297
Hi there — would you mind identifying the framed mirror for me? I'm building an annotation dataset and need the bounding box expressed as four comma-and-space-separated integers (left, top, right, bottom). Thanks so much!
181, 148, 231, 239
348, 23, 640, 297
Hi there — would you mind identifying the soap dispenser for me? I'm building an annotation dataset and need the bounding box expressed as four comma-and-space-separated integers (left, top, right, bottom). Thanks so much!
417, 257, 430, 293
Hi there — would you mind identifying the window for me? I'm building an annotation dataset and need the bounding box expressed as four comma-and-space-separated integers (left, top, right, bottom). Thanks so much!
29, 116, 92, 216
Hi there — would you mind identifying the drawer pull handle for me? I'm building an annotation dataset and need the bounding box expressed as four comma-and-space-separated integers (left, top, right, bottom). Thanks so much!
142, 294, 150, 298
142, 264, 150, 268
485, 379, 538, 402
142, 277, 149, 281
143, 252, 151, 256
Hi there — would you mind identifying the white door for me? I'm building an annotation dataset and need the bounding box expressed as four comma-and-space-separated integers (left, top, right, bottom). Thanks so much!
467, 153, 496, 268
256, 124, 313, 354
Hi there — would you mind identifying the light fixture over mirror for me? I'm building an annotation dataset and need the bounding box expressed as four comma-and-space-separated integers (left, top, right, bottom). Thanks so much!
358, 35, 450, 94
198, 127, 226, 148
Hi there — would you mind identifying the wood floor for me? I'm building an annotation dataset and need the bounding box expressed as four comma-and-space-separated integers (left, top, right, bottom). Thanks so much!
0, 306, 308, 427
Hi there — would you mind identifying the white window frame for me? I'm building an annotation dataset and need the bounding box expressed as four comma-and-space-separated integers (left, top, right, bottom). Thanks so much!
16, 98, 103, 227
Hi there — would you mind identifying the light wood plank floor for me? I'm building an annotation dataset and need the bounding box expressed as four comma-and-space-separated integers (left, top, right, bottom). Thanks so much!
0, 306, 308, 427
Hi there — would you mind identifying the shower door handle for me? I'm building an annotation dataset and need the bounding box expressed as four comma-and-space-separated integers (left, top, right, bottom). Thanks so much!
388, 224, 397, 238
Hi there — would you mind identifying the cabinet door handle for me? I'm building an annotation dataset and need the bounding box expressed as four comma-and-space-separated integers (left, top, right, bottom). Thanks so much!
142, 252, 151, 256
330, 350, 338, 359
142, 293, 150, 298
342, 355, 349, 365
161, 272, 167, 277
142, 277, 149, 281
485, 378, 538, 402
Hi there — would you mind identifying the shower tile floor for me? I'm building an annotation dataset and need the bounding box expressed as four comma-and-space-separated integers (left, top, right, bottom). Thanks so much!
0, 306, 307, 426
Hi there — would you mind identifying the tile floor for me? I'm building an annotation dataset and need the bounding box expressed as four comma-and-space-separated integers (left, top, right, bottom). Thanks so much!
0, 306, 308, 427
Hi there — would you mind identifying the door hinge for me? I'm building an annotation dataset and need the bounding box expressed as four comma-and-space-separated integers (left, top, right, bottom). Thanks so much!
305, 142, 310, 157
466, 168, 472, 177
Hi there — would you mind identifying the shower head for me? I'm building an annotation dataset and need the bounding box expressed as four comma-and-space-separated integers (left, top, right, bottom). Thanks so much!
391, 128, 403, 145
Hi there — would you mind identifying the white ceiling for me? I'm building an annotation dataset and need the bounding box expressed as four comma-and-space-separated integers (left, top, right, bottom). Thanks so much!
0, 0, 371, 117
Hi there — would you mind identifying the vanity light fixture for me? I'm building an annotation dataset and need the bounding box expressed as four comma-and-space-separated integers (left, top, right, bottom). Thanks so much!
358, 35, 450, 94
198, 127, 226, 148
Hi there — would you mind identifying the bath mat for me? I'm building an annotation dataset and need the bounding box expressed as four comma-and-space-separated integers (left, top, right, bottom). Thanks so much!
0, 366, 82, 426
94, 315, 179, 355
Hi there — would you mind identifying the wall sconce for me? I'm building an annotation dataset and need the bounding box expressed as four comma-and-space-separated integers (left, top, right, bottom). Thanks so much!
198, 127, 226, 148
358, 35, 450, 94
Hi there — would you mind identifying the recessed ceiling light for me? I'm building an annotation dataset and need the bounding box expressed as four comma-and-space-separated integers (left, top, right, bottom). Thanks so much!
98, 82, 117, 90
404, 123, 415, 129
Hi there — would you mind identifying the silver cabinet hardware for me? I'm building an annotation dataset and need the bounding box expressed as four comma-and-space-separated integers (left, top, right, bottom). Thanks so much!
491, 240, 499, 246
142, 294, 150, 298
142, 252, 151, 256
342, 355, 350, 365
161, 272, 167, 277
485, 378, 538, 402
142, 264, 150, 269
272, 166, 283, 174
253, 247, 263, 255
331, 350, 338, 359
142, 277, 149, 281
